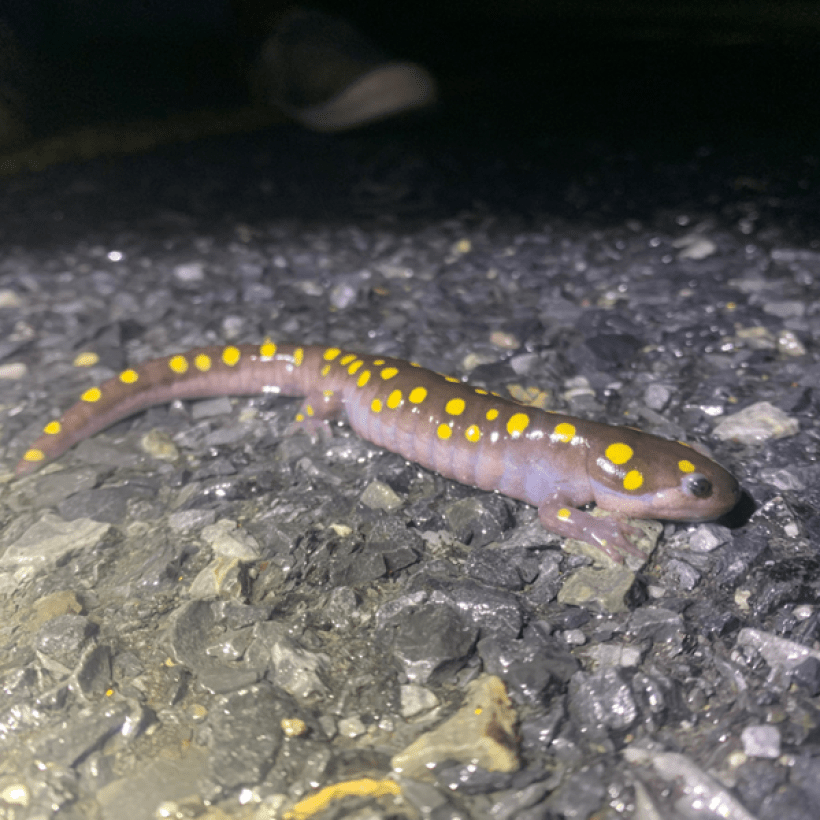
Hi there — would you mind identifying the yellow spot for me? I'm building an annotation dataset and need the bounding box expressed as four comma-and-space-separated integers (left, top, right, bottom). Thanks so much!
295, 413, 305, 422
81, 387, 102, 403
44, 421, 62, 435
381, 367, 399, 380
169, 355, 188, 374
446, 398, 466, 415
195, 354, 211, 371
445, 376, 460, 383
557, 508, 572, 520
321, 364, 331, 377
348, 360, 363, 375
387, 389, 402, 409
371, 398, 383, 413
553, 422, 575, 443
260, 339, 277, 357
410, 361, 421, 368
73, 351, 99, 367
373, 359, 385, 366
679, 459, 695, 473
323, 389, 334, 397
409, 387, 427, 404
305, 405, 314, 417
323, 348, 341, 361
119, 369, 139, 384
486, 408, 499, 421
340, 354, 357, 365
293, 348, 304, 366
474, 388, 488, 395
465, 424, 481, 442
623, 470, 644, 491
222, 346, 241, 367
507, 412, 530, 437
284, 778, 401, 820
23, 448, 45, 463
474, 707, 483, 716
437, 423, 452, 440
606, 442, 633, 465
357, 370, 371, 387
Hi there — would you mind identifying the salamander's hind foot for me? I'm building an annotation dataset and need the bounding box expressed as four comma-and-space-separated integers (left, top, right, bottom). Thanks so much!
284, 393, 345, 441
285, 413, 334, 441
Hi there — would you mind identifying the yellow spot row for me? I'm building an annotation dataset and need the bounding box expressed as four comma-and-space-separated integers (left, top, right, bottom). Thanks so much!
24, 339, 289, 466
168, 346, 243, 376
321, 353, 550, 448
80, 343, 269, 408
25, 418, 64, 463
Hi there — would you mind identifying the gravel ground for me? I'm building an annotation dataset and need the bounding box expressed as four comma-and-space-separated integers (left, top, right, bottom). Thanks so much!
1, 15, 820, 820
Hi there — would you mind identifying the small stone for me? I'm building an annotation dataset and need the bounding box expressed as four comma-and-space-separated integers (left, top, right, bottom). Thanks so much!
338, 716, 366, 738
674, 234, 717, 260
140, 429, 179, 463
558, 565, 639, 614
200, 519, 261, 561
644, 383, 672, 411
400, 684, 440, 718
741, 725, 781, 758
191, 396, 233, 420
391, 675, 519, 778
0, 361, 27, 379
568, 667, 638, 736
281, 718, 308, 738
173, 261, 205, 282
388, 602, 478, 684
360, 480, 403, 512
713, 401, 799, 444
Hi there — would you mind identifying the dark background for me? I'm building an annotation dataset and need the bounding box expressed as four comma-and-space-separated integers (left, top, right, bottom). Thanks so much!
2, 0, 819, 150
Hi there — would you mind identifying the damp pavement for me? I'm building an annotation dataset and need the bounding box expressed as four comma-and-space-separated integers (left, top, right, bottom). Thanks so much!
1, 12, 820, 820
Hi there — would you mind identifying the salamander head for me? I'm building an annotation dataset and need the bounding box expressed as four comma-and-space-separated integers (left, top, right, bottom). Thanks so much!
587, 429, 740, 523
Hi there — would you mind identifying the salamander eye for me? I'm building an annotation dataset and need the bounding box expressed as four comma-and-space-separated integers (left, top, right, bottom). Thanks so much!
683, 473, 712, 499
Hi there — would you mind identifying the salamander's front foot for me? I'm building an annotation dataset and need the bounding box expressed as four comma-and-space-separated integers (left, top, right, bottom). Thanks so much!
538, 502, 659, 565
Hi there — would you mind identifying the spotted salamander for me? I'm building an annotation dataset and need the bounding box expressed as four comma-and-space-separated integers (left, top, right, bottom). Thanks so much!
16, 341, 740, 562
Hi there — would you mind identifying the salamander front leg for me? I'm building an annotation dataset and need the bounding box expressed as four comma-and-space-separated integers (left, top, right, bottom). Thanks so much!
537, 501, 648, 563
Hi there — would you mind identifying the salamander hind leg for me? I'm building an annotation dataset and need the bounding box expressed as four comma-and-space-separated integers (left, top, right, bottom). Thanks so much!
284, 390, 346, 440
537, 501, 652, 564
